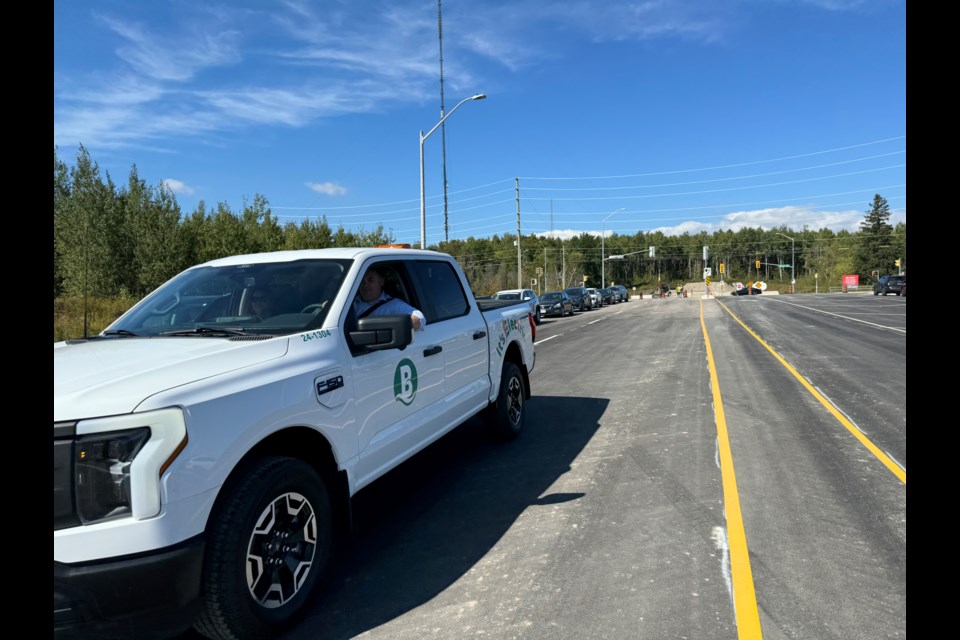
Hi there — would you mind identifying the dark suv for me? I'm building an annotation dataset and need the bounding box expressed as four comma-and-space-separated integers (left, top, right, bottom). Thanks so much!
873, 275, 905, 296
564, 286, 593, 311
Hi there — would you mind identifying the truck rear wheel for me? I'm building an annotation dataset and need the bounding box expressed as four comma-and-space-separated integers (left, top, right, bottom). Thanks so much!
194, 456, 333, 640
487, 361, 526, 440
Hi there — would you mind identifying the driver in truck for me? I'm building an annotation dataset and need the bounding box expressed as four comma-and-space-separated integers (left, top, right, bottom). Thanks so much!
353, 266, 426, 331
249, 287, 276, 320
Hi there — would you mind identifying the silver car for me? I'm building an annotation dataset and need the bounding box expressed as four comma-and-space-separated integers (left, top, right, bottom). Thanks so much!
494, 288, 541, 324
586, 287, 603, 308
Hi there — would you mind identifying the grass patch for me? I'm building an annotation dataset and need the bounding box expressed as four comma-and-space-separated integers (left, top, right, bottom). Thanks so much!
54, 295, 139, 342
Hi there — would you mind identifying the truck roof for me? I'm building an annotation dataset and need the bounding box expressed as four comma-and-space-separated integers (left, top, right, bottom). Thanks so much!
199, 247, 445, 267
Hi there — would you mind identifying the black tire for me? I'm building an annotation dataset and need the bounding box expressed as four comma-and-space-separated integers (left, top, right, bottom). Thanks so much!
194, 456, 333, 640
487, 361, 526, 440
534, 309, 541, 325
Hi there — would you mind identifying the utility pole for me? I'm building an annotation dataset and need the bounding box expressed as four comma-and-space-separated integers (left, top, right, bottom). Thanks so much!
516, 178, 522, 289
437, 0, 451, 242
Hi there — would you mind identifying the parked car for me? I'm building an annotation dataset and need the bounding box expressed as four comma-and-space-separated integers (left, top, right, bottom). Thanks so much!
731, 284, 763, 296
609, 285, 628, 302
586, 288, 603, 307
494, 288, 541, 324
539, 291, 574, 317
564, 286, 593, 311
873, 275, 905, 296
597, 287, 615, 305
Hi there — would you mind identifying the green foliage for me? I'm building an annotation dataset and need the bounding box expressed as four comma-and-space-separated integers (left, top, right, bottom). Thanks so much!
53, 148, 905, 338
853, 194, 896, 277
54, 294, 140, 342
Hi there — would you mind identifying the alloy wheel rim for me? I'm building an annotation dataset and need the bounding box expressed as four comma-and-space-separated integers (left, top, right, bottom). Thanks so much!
246, 491, 318, 609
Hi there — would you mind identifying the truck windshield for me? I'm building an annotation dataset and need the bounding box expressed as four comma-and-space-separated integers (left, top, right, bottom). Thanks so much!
105, 259, 352, 337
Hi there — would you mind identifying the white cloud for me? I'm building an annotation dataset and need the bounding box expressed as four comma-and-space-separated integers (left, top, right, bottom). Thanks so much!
307, 181, 347, 196
57, 1, 740, 152
161, 179, 195, 195
97, 14, 242, 82
536, 205, 880, 239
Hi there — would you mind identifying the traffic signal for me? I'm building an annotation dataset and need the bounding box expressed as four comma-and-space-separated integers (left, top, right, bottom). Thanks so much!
895, 259, 901, 267
719, 263, 725, 274
755, 260, 761, 269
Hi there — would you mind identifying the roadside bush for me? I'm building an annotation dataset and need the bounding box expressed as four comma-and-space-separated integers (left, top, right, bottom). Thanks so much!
54, 295, 139, 342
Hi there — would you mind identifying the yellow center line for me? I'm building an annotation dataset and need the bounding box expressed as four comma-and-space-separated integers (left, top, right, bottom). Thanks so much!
700, 300, 763, 640
716, 299, 906, 484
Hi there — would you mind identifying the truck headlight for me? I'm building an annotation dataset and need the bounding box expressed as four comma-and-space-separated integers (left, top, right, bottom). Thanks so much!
74, 407, 188, 522
76, 428, 150, 523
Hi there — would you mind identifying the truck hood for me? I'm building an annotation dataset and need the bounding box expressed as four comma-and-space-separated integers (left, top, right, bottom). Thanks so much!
54, 337, 288, 421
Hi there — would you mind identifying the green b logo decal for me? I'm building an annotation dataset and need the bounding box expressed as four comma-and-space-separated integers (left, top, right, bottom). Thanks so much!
394, 358, 418, 406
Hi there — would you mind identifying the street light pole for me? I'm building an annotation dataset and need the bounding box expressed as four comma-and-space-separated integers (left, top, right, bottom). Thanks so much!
420, 93, 486, 248
776, 232, 795, 294
601, 207, 626, 289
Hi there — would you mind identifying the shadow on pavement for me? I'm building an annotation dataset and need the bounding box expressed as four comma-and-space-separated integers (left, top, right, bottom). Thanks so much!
174, 396, 606, 640
284, 394, 607, 639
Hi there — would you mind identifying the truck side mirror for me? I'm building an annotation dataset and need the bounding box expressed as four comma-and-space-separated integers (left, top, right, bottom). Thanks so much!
348, 315, 413, 354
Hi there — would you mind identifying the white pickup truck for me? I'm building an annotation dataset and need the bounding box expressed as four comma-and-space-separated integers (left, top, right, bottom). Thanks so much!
53, 247, 536, 640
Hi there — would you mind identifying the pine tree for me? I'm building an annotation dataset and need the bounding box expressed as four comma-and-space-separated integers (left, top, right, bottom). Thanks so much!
853, 194, 896, 278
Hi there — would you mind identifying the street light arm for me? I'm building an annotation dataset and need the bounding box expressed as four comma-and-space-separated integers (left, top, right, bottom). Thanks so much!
420, 93, 486, 248
601, 207, 625, 289
422, 94, 486, 142
602, 207, 626, 224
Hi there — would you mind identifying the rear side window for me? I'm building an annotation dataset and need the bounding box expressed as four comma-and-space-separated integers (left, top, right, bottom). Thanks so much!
408, 260, 470, 323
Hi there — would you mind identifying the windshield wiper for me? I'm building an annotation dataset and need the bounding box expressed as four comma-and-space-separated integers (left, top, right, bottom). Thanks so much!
160, 326, 248, 337
101, 329, 139, 337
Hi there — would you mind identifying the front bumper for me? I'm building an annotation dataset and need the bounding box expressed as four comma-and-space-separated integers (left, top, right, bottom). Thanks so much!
54, 535, 205, 639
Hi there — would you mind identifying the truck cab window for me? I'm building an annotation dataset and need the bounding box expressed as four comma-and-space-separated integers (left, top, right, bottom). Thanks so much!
409, 260, 469, 323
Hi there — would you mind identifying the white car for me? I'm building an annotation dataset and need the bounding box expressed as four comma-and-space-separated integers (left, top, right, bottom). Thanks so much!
494, 288, 541, 324
586, 287, 603, 307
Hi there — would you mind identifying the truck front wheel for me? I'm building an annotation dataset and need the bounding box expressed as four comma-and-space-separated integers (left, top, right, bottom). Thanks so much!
194, 456, 333, 640
487, 361, 526, 440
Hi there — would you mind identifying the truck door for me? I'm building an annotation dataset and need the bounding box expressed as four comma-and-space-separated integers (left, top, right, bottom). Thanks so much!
348, 261, 447, 491
408, 259, 490, 422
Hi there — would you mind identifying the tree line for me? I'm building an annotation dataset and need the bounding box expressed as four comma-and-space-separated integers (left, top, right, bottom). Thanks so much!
54, 146, 905, 303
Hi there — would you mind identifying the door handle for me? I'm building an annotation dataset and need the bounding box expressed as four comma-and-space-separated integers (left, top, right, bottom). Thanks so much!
423, 345, 443, 357
473, 331, 486, 340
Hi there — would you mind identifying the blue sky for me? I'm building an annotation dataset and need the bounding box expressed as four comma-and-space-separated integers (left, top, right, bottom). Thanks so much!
54, 0, 905, 246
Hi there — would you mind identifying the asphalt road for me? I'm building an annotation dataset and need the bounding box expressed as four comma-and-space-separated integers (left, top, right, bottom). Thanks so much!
181, 292, 907, 640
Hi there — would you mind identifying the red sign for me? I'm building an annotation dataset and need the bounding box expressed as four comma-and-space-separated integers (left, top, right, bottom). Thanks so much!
841, 274, 859, 286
